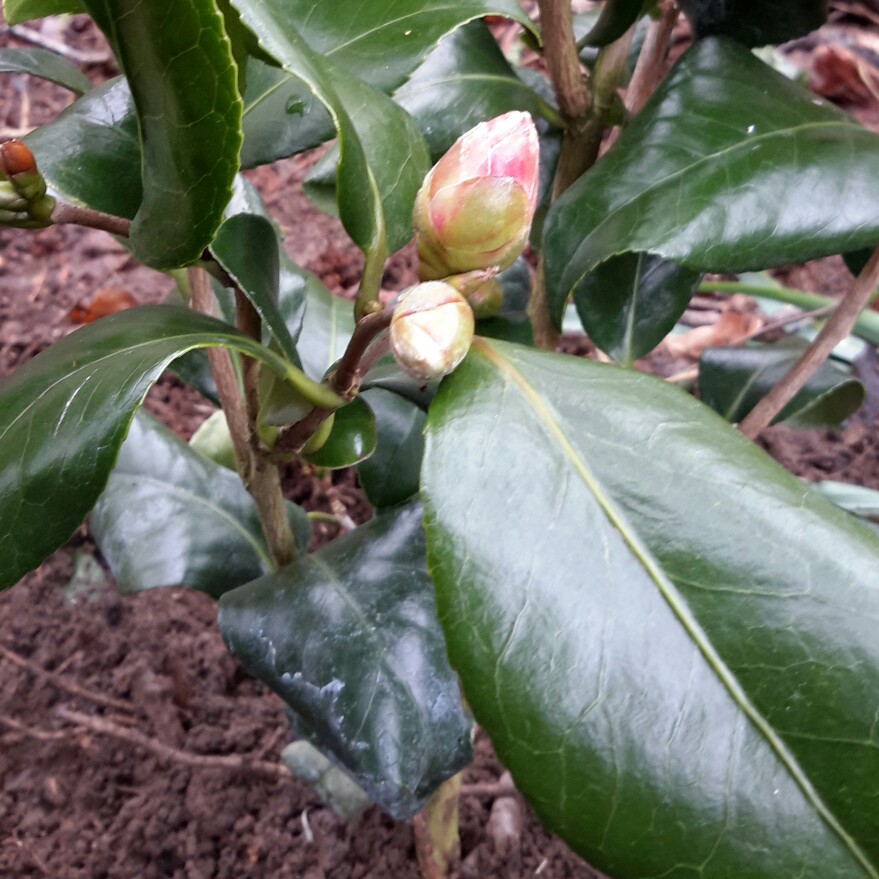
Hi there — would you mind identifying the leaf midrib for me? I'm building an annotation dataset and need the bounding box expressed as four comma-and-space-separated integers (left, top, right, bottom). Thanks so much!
472, 337, 878, 878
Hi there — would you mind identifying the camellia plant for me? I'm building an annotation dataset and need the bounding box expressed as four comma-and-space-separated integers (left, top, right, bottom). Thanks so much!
3, 0, 879, 876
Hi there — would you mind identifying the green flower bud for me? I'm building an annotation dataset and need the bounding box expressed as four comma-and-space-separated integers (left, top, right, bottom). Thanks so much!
390, 282, 475, 381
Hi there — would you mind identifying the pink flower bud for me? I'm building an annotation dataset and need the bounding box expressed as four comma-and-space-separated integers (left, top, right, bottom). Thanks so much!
413, 112, 539, 280
390, 282, 475, 381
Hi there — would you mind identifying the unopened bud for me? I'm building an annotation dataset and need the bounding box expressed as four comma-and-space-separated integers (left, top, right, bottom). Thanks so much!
390, 282, 475, 381
413, 112, 539, 281
0, 140, 37, 177
0, 140, 53, 228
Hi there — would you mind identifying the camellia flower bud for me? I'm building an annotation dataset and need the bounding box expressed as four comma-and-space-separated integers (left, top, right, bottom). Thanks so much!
390, 282, 475, 381
0, 139, 54, 228
413, 111, 539, 281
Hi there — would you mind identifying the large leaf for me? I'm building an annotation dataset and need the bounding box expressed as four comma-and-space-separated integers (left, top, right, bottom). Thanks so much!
422, 337, 879, 878
699, 340, 865, 428
0, 48, 91, 94
543, 38, 879, 326
679, 0, 827, 47
79, 0, 242, 269
231, 1, 429, 257
91, 413, 310, 597
218, 503, 473, 819
2, 0, 83, 23
574, 253, 702, 363
25, 76, 141, 219
0, 306, 304, 591
232, 0, 533, 94
356, 388, 425, 508
296, 281, 354, 382
395, 22, 549, 161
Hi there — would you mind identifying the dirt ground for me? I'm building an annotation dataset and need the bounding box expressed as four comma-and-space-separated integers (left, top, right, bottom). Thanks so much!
3, 6, 879, 879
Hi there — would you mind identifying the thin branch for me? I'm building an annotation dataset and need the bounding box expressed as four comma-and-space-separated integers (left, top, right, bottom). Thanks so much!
56, 707, 292, 781
0, 644, 133, 713
624, 0, 678, 117
7, 23, 112, 64
739, 246, 879, 438
0, 713, 68, 741
536, 0, 590, 122
275, 306, 393, 455
51, 202, 131, 237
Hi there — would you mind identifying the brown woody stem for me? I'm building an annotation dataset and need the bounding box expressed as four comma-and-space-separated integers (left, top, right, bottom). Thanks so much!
51, 202, 132, 237
739, 245, 879, 439
188, 267, 297, 568
624, 0, 679, 117
275, 305, 393, 456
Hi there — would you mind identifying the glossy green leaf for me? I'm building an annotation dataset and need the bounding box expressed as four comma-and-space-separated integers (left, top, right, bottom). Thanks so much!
79, 0, 242, 269
0, 306, 305, 591
679, 0, 826, 46
474, 257, 534, 346
231, 1, 429, 257
0, 48, 91, 94
210, 213, 301, 367
395, 22, 549, 161
543, 38, 879, 326
240, 59, 333, 168
231, 0, 533, 94
580, 0, 647, 47
361, 356, 438, 411
356, 389, 425, 507
91, 412, 310, 597
218, 502, 473, 819
297, 281, 354, 382
2, 0, 83, 23
25, 76, 141, 219
699, 340, 865, 428
302, 397, 376, 469
423, 337, 879, 879
574, 253, 701, 363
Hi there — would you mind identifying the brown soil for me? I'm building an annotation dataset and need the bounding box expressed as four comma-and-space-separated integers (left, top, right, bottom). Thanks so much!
3, 7, 879, 879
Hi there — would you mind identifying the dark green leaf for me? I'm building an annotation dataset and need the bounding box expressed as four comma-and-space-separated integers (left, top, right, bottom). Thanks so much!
210, 213, 301, 367
240, 59, 333, 168
25, 76, 141, 219
574, 253, 701, 363
231, 0, 534, 94
395, 22, 549, 161
0, 47, 91, 94
679, 0, 827, 47
0, 305, 301, 591
2, 0, 83, 23
91, 412, 310, 597
543, 38, 879, 326
580, 0, 647, 47
356, 389, 425, 507
361, 356, 438, 411
423, 337, 879, 878
231, 0, 430, 256
699, 340, 864, 427
218, 503, 473, 819
79, 0, 242, 269
844, 249, 873, 278
297, 281, 354, 382
302, 397, 376, 469
475, 257, 534, 345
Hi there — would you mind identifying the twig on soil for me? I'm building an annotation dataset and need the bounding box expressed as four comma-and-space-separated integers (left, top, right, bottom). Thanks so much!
6, 24, 112, 65
0, 644, 133, 713
55, 707, 293, 781
0, 712, 68, 742
739, 245, 879, 438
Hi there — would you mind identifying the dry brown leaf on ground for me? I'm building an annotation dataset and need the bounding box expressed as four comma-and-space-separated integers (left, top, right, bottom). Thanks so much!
662, 310, 763, 360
